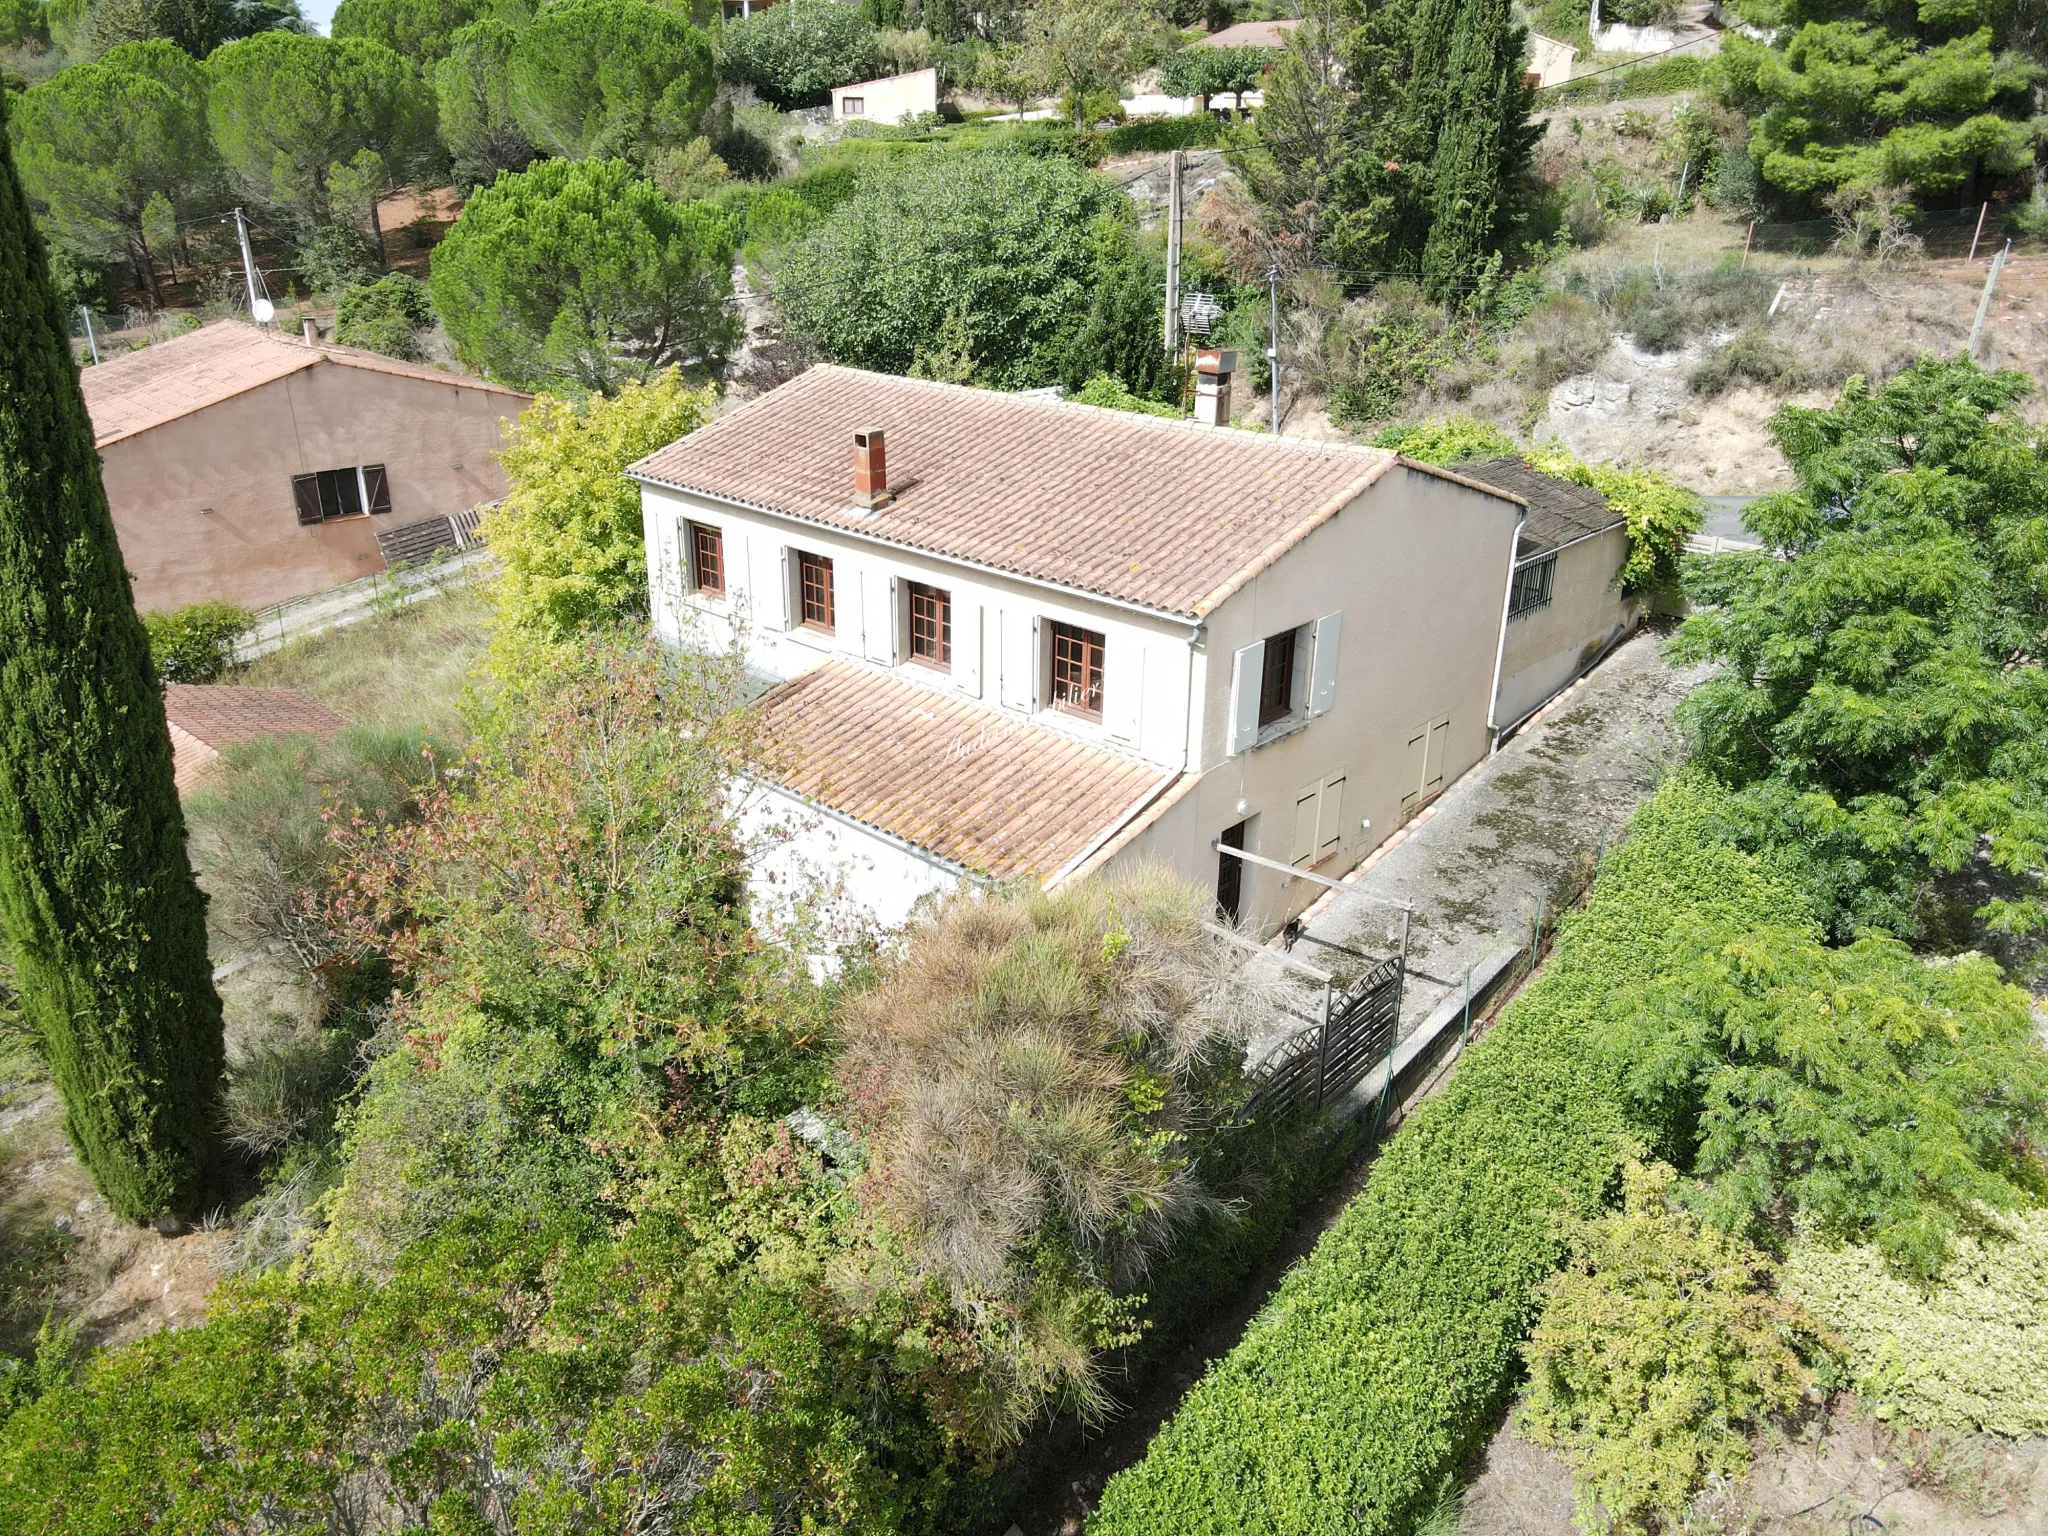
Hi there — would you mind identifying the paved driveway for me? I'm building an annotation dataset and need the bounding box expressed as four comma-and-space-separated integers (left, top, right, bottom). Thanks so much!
1295, 631, 1702, 1036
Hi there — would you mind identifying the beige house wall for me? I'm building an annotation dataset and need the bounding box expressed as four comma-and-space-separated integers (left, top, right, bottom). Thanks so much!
1111, 467, 1523, 934
830, 67, 939, 126
1495, 527, 1637, 732
102, 359, 525, 612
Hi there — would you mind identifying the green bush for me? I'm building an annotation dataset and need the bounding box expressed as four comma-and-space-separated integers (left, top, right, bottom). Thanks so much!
1072, 373, 1181, 418
1544, 53, 1705, 105
1372, 414, 1519, 464
333, 273, 434, 362
1091, 775, 1810, 1536
1784, 1208, 2048, 1436
717, 0, 876, 108
142, 601, 253, 683
1519, 1159, 1826, 1533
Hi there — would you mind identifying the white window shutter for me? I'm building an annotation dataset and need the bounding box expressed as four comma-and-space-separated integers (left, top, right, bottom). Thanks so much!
863, 570, 895, 664
836, 557, 866, 654
1291, 782, 1321, 865
779, 546, 794, 630
999, 610, 1033, 710
1403, 726, 1428, 807
1228, 640, 1264, 755
1425, 717, 1449, 794
753, 540, 787, 630
1307, 611, 1341, 716
1104, 633, 1142, 743
1316, 775, 1346, 853
956, 599, 983, 696
1030, 615, 1043, 709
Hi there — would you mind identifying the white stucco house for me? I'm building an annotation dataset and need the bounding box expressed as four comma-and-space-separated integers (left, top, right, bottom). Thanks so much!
631, 367, 1630, 940
829, 67, 939, 127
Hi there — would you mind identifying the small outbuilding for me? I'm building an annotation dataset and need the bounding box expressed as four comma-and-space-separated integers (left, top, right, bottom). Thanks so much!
830, 67, 939, 127
80, 320, 529, 614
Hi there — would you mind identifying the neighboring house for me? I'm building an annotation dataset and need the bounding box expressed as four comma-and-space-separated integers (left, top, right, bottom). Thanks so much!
632, 365, 1536, 936
1527, 32, 1578, 88
165, 682, 348, 794
1465, 457, 1639, 736
80, 320, 530, 614
1195, 18, 1298, 47
831, 67, 938, 126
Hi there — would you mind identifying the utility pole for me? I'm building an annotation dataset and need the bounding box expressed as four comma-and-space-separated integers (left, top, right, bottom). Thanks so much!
78, 306, 100, 366
1163, 149, 1183, 360
232, 207, 268, 325
1969, 239, 2010, 363
1266, 263, 1281, 435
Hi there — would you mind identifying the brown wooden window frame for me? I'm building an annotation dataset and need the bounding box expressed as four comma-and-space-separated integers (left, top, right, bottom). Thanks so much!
1048, 620, 1105, 720
1258, 627, 1297, 727
690, 522, 725, 596
291, 464, 389, 525
798, 550, 835, 632
907, 581, 951, 670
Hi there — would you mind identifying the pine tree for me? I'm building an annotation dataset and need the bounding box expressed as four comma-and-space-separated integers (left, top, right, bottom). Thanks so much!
0, 99, 224, 1221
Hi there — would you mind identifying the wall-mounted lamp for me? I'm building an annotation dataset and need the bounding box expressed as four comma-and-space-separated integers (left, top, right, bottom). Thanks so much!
1360, 818, 1371, 831
1235, 798, 1250, 815
199, 506, 214, 516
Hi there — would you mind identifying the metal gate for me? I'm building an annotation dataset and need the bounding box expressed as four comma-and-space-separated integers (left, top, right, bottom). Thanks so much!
1245, 952, 1405, 1120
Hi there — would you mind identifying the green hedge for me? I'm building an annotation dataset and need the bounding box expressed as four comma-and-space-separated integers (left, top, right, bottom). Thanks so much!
1090, 775, 1811, 1536
1542, 53, 1706, 105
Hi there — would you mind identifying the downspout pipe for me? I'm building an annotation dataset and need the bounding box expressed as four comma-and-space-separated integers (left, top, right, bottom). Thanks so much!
1485, 505, 1529, 754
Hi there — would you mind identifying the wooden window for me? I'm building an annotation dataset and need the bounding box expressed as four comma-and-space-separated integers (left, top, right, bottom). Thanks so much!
1258, 627, 1296, 726
690, 522, 724, 595
842, 95, 865, 115
1048, 620, 1105, 719
798, 550, 835, 631
1508, 556, 1555, 617
907, 581, 950, 669
289, 467, 368, 524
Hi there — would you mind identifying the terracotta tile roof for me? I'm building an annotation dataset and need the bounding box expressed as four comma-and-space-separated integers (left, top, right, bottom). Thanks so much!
164, 683, 349, 794
1467, 457, 1622, 558
751, 660, 1177, 882
80, 320, 528, 447
630, 366, 1406, 618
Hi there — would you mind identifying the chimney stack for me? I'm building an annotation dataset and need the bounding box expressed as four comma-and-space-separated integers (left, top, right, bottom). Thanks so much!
853, 427, 891, 509
302, 317, 320, 347
1193, 348, 1236, 427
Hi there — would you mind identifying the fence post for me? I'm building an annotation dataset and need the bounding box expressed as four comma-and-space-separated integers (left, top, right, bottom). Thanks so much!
1392, 905, 1411, 1038
1460, 966, 1473, 1049
1313, 979, 1332, 1110
1533, 891, 1546, 959
1741, 220, 1755, 270
1969, 200, 1990, 264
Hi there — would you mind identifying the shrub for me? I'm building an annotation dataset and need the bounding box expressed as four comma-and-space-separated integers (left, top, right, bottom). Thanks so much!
1372, 414, 1518, 464
1688, 327, 1808, 397
1518, 1159, 1825, 1533
1524, 446, 1700, 594
837, 870, 1275, 1450
332, 272, 433, 362
484, 369, 715, 646
1071, 372, 1181, 419
142, 600, 253, 683
718, 0, 876, 108
1783, 1208, 2048, 1436
1090, 775, 1811, 1536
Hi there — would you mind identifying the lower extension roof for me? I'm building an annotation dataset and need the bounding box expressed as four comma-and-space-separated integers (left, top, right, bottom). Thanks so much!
750, 660, 1178, 883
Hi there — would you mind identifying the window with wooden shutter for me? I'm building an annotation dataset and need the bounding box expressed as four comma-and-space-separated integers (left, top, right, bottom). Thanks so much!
292, 474, 323, 526
799, 551, 835, 631
690, 523, 724, 594
1258, 627, 1296, 725
1048, 621, 1104, 720
361, 463, 392, 515
907, 582, 950, 669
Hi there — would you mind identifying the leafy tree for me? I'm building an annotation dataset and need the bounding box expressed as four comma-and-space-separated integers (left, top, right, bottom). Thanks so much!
333, 270, 432, 359
776, 150, 1130, 386
1519, 1160, 1824, 1534
433, 16, 534, 190
1714, 0, 2037, 200
0, 0, 50, 48
330, 0, 529, 67
1243, 0, 1540, 296
716, 0, 875, 109
1057, 237, 1175, 399
430, 157, 737, 393
507, 0, 714, 163
1157, 41, 1269, 112
9, 39, 216, 310
483, 369, 714, 641
1671, 358, 2048, 938
0, 100, 225, 1222
206, 31, 435, 230
1013, 0, 1163, 127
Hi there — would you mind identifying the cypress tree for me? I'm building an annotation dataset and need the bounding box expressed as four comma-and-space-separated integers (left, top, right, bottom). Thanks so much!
0, 98, 224, 1221
1420, 0, 1538, 298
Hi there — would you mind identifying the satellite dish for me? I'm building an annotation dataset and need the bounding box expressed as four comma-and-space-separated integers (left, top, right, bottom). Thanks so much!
251, 298, 275, 324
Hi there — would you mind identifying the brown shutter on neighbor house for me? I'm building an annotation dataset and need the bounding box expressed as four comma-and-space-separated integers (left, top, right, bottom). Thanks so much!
362, 463, 392, 515
292, 474, 323, 525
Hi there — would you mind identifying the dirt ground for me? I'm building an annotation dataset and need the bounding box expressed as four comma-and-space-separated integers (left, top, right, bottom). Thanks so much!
1460, 1401, 2048, 1535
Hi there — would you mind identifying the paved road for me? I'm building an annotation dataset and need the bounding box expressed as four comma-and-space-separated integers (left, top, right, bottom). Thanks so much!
1296, 631, 1702, 1038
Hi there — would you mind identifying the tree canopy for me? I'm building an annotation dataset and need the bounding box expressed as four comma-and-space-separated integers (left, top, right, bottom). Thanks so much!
1715, 0, 2038, 199
1158, 42, 1271, 108
1672, 357, 2048, 938
435, 16, 535, 189
9, 39, 216, 310
430, 155, 737, 393
330, 0, 531, 67
715, 0, 875, 109
206, 31, 435, 229
507, 0, 715, 163
776, 150, 1134, 387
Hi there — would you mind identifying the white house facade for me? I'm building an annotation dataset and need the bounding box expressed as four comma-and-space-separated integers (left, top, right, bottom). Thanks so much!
632, 366, 1538, 939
